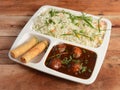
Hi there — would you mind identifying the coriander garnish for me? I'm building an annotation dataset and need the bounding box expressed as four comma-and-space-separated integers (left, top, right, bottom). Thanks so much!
61, 56, 72, 65
81, 66, 87, 73
48, 53, 61, 60
49, 9, 59, 17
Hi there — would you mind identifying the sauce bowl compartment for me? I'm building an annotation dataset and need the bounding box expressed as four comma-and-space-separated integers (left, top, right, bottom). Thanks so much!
45, 43, 97, 79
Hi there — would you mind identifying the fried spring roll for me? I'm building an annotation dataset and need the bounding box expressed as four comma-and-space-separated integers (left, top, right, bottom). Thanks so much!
21, 40, 48, 63
11, 37, 38, 58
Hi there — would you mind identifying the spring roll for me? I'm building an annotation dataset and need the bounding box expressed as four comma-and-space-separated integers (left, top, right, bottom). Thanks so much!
11, 37, 38, 58
21, 40, 48, 63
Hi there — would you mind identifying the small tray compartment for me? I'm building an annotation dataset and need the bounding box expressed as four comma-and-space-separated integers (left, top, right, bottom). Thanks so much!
9, 32, 51, 64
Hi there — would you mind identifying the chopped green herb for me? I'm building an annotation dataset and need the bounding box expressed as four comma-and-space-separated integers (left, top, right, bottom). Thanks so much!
48, 53, 61, 60
49, 10, 54, 17
45, 19, 56, 26
45, 60, 49, 65
98, 17, 102, 32
73, 30, 80, 39
49, 9, 59, 17
61, 56, 72, 65
81, 66, 87, 73
45, 20, 49, 26
79, 30, 84, 33
74, 23, 79, 26
83, 23, 86, 26
51, 10, 94, 29
69, 14, 76, 23
83, 19, 94, 28
61, 25, 64, 29
81, 13, 94, 29
48, 52, 69, 60
62, 11, 79, 24
48, 19, 55, 24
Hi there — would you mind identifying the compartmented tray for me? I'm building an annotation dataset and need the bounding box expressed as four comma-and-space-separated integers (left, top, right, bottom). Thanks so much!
8, 5, 112, 84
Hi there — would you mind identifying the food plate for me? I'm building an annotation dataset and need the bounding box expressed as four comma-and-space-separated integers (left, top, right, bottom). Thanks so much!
8, 5, 112, 84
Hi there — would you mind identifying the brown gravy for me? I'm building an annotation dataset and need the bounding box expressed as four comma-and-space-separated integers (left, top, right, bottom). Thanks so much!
45, 43, 97, 79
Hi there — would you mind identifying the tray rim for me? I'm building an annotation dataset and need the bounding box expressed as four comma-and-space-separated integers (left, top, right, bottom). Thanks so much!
8, 5, 112, 85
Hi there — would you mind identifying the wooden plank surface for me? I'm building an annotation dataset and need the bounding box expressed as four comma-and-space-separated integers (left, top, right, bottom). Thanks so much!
0, 0, 120, 90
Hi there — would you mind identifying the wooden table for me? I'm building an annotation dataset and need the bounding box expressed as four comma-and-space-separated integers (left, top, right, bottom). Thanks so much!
0, 0, 120, 90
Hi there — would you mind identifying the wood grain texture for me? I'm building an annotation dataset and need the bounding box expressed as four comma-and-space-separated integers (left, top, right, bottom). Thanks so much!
0, 0, 120, 90
0, 0, 120, 16
0, 63, 119, 90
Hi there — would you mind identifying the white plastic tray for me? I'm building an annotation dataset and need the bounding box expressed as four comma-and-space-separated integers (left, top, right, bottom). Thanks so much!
8, 5, 112, 84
